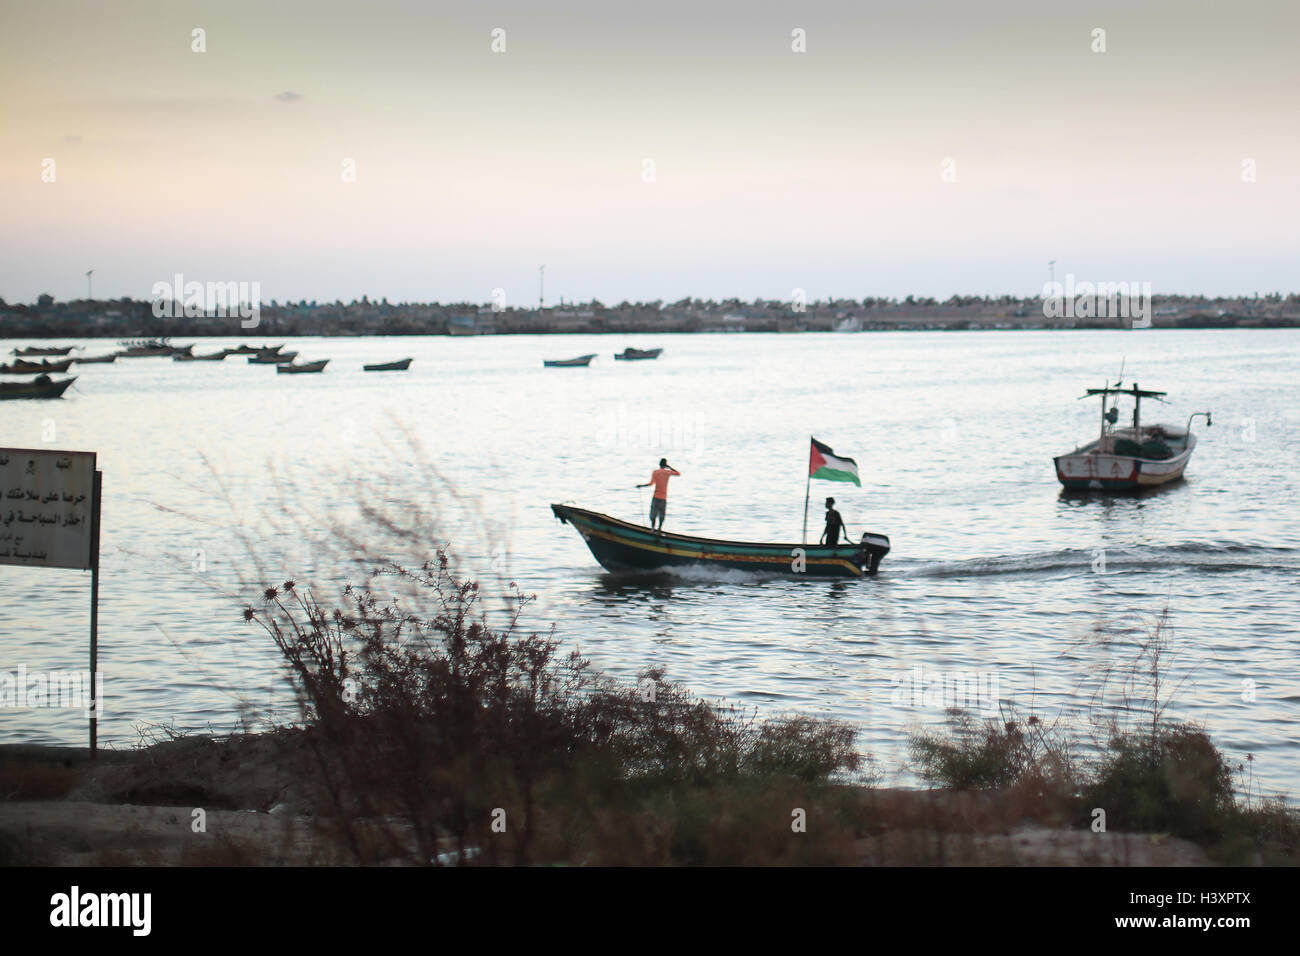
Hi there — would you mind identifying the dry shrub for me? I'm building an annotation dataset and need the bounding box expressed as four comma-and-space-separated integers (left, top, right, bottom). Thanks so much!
246, 553, 865, 865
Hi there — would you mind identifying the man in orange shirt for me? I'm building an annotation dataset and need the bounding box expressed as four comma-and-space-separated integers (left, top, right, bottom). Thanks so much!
637, 458, 681, 531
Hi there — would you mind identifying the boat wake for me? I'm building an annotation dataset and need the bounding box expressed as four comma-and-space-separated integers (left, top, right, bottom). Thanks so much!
903, 541, 1300, 579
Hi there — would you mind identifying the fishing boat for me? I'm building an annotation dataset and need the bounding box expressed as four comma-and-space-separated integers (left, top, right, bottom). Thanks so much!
363, 357, 413, 371
543, 354, 596, 367
551, 504, 890, 578
230, 344, 281, 354
0, 375, 76, 400
276, 359, 328, 374
74, 353, 119, 364
0, 359, 74, 374
1054, 382, 1211, 491
613, 347, 663, 361
119, 339, 191, 357
249, 350, 298, 364
173, 350, 229, 361
13, 346, 74, 357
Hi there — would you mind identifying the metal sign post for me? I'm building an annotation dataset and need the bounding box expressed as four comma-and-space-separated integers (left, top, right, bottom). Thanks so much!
89, 470, 102, 755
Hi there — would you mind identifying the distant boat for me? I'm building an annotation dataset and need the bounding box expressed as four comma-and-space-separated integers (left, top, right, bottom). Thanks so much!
173, 351, 229, 361
13, 346, 74, 356
551, 504, 890, 578
276, 359, 328, 374
613, 347, 663, 361
544, 354, 596, 367
74, 353, 119, 364
230, 344, 281, 354
1054, 382, 1212, 491
1, 359, 74, 374
363, 357, 413, 371
834, 317, 862, 333
120, 339, 190, 357
249, 351, 298, 364
0, 375, 76, 400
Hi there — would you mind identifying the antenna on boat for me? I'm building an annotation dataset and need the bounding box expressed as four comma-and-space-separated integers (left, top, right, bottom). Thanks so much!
1113, 357, 1125, 388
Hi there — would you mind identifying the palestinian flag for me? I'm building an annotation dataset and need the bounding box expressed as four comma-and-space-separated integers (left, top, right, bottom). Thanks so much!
809, 437, 860, 486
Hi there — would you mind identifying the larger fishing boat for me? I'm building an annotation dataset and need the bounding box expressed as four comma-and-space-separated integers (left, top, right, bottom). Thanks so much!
0, 375, 76, 400
1054, 382, 1211, 491
551, 504, 890, 578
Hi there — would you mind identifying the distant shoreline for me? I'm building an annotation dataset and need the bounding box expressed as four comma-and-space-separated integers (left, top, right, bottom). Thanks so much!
3, 296, 1299, 340
3, 319, 1300, 342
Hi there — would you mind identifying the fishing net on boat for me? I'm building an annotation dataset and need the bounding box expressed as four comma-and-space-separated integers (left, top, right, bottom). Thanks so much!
1139, 438, 1173, 460
1111, 436, 1173, 460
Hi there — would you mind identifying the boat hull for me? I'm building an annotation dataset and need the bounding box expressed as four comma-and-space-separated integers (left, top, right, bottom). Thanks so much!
551, 504, 889, 578
1, 359, 74, 374
614, 348, 662, 361
363, 358, 413, 371
1054, 433, 1197, 491
277, 360, 328, 373
0, 377, 76, 400
544, 354, 595, 367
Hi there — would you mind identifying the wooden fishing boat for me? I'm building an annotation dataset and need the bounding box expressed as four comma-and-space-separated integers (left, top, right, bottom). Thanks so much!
119, 339, 191, 357
551, 504, 890, 578
276, 359, 328, 374
1, 359, 74, 374
74, 353, 119, 364
249, 350, 298, 364
230, 344, 281, 354
173, 350, 229, 361
0, 375, 76, 400
363, 357, 413, 371
543, 354, 596, 367
13, 346, 74, 357
1054, 382, 1211, 491
613, 347, 663, 361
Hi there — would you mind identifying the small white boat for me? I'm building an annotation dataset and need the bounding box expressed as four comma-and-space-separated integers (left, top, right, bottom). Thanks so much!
1054, 382, 1211, 491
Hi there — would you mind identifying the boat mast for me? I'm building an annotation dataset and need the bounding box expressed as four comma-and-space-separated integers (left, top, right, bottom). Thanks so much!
1132, 382, 1141, 431
1098, 384, 1108, 447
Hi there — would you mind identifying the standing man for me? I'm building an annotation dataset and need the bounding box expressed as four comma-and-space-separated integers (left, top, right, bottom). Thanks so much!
638, 458, 680, 531
820, 496, 849, 546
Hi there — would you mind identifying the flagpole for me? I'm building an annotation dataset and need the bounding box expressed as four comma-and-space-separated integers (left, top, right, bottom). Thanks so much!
802, 436, 811, 544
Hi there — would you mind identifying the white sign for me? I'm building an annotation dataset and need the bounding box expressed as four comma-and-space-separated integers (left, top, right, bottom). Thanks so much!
0, 448, 96, 570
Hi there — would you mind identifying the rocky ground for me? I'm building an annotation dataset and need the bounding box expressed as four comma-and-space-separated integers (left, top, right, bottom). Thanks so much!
0, 733, 1218, 866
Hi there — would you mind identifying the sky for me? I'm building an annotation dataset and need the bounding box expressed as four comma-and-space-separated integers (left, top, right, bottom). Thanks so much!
1, 0, 1297, 305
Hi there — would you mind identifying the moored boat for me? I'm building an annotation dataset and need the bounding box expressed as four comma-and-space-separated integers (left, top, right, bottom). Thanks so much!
119, 338, 191, 357
1054, 382, 1211, 491
276, 359, 328, 374
74, 353, 119, 364
249, 350, 298, 364
363, 357, 413, 371
543, 354, 596, 367
613, 347, 663, 361
173, 350, 229, 361
0, 375, 76, 400
1, 359, 74, 374
230, 344, 282, 354
551, 504, 890, 578
13, 346, 74, 356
